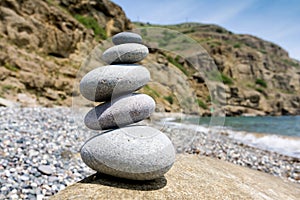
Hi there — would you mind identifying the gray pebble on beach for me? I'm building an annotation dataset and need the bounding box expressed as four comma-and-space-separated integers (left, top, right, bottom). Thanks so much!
102, 43, 148, 64
112, 32, 143, 45
37, 165, 53, 175
84, 94, 156, 130
79, 65, 150, 102
80, 126, 176, 180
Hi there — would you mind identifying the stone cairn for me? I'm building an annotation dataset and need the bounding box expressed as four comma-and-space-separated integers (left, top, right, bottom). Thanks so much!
79, 32, 175, 180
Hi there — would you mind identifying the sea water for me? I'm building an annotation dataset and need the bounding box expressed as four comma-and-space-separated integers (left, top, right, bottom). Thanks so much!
182, 116, 300, 137
163, 115, 300, 158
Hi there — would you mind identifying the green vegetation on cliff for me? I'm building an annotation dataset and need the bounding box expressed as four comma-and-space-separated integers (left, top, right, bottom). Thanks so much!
74, 14, 107, 40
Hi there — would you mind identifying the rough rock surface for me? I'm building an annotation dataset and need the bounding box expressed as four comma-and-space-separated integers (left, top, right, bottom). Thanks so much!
136, 23, 300, 116
0, 0, 131, 106
51, 154, 300, 200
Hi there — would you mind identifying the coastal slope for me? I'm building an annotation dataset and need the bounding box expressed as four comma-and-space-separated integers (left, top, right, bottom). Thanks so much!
0, 0, 299, 116
135, 22, 300, 116
0, 0, 131, 106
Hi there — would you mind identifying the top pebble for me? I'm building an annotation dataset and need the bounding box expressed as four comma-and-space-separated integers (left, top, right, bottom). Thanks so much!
112, 32, 143, 45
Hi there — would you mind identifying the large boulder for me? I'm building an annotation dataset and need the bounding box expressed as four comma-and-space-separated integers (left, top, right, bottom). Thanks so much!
50, 154, 300, 200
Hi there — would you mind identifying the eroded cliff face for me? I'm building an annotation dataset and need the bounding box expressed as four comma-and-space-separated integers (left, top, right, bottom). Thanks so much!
136, 23, 300, 116
201, 30, 300, 116
0, 1, 299, 116
0, 0, 131, 106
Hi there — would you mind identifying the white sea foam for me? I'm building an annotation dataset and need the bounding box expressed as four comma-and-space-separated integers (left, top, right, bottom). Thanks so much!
157, 120, 210, 133
160, 118, 300, 158
162, 117, 177, 122
226, 130, 300, 158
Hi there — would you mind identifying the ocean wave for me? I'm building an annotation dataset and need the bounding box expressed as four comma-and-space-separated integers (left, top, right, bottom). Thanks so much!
225, 130, 300, 158
159, 118, 300, 158
156, 120, 210, 133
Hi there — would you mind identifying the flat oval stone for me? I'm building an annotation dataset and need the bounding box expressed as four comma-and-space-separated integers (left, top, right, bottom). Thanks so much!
80, 65, 150, 102
112, 32, 143, 45
84, 94, 155, 130
102, 43, 148, 64
80, 126, 175, 180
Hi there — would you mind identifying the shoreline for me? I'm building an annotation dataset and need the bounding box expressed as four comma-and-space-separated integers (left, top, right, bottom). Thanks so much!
0, 107, 299, 199
151, 112, 300, 158
150, 120, 300, 184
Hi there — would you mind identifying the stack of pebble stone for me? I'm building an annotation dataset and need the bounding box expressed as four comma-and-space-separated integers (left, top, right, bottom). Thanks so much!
79, 32, 176, 180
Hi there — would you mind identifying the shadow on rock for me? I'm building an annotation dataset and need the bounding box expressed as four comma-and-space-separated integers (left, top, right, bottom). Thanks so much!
79, 172, 167, 191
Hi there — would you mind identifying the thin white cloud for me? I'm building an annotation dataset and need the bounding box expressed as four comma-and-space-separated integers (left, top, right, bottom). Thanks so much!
141, 0, 198, 24
203, 0, 257, 24
270, 25, 300, 40
289, 48, 300, 61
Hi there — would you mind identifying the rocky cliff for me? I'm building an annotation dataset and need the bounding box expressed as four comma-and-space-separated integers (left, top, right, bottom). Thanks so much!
0, 0, 131, 106
135, 23, 300, 116
0, 0, 299, 116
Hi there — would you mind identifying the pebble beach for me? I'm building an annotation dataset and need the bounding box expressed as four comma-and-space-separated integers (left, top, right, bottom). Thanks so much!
0, 107, 299, 199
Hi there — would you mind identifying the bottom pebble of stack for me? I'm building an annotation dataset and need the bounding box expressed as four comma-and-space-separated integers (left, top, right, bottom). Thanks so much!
80, 126, 175, 180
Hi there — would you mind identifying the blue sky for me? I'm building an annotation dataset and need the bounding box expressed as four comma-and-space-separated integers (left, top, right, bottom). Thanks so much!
113, 0, 300, 60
